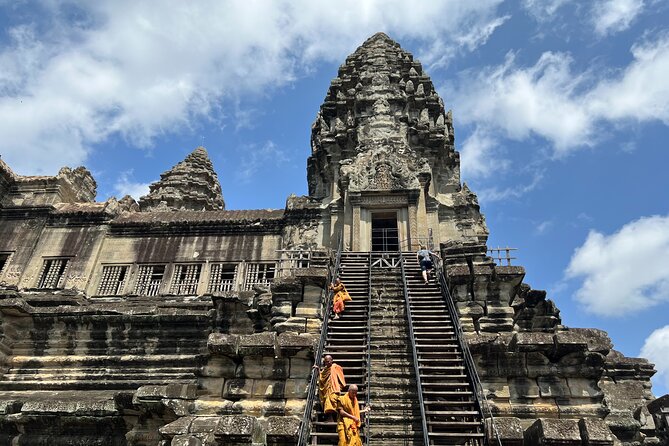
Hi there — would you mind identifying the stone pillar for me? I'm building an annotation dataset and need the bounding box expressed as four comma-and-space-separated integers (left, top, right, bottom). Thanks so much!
408, 191, 419, 251
351, 197, 361, 251
416, 174, 431, 243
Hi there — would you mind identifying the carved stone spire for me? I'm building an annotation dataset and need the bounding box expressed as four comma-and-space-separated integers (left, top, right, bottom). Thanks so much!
139, 147, 225, 212
307, 32, 459, 201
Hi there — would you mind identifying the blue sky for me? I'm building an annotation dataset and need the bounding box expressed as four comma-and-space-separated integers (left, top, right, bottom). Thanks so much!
1, 1, 668, 396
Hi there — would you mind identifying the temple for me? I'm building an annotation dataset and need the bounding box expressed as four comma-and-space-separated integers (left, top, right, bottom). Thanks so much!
0, 33, 666, 445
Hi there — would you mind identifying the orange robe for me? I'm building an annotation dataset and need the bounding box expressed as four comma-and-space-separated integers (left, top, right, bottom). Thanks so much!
330, 283, 352, 314
318, 363, 346, 414
337, 392, 362, 446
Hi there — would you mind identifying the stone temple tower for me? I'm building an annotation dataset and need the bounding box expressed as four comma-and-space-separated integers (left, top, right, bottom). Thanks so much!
0, 33, 666, 445
308, 32, 487, 251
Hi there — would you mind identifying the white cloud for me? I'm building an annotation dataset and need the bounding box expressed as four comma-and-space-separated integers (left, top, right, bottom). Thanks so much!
453, 33, 669, 155
593, 0, 644, 36
640, 325, 669, 391
522, 0, 573, 21
566, 214, 669, 317
459, 128, 508, 179
535, 220, 553, 235
0, 0, 506, 175
236, 140, 288, 183
114, 170, 150, 200
476, 171, 543, 202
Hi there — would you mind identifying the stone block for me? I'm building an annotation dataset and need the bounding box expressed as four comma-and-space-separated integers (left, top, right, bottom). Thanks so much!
213, 415, 255, 443
509, 377, 540, 400
302, 284, 324, 305
537, 376, 569, 398
271, 302, 293, 318
284, 399, 306, 416
489, 417, 524, 445
294, 303, 319, 318
252, 379, 285, 398
284, 378, 309, 398
273, 317, 306, 334
457, 301, 484, 317
200, 356, 237, 378
487, 304, 514, 317
277, 332, 316, 358
510, 332, 555, 353
524, 418, 581, 445
0, 400, 21, 415
266, 416, 300, 445
171, 435, 201, 446
222, 379, 254, 399
241, 356, 288, 380
483, 378, 510, 399
238, 332, 276, 356
208, 333, 239, 357
566, 378, 603, 399
188, 417, 219, 434
289, 358, 313, 378
579, 417, 614, 445
166, 383, 198, 399
160, 416, 195, 436
498, 352, 527, 377
198, 377, 225, 396
262, 400, 286, 416
191, 398, 236, 415
526, 352, 557, 378
305, 318, 322, 334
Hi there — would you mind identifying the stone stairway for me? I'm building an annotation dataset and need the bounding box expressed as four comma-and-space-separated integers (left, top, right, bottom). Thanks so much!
310, 252, 371, 445
368, 261, 424, 445
402, 252, 486, 446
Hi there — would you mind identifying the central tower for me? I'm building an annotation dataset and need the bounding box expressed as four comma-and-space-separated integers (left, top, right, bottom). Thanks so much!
307, 33, 488, 251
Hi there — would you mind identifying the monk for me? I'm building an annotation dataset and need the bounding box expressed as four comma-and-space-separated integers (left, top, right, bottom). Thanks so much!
313, 354, 346, 417
329, 277, 352, 319
336, 384, 370, 446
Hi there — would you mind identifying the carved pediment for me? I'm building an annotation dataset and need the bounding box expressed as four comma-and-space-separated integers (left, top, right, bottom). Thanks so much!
339, 147, 430, 193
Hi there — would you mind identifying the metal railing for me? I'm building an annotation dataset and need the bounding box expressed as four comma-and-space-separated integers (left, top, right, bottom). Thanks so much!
297, 234, 343, 446
276, 249, 330, 277
487, 246, 517, 266
400, 256, 431, 446
431, 253, 502, 446
364, 251, 372, 445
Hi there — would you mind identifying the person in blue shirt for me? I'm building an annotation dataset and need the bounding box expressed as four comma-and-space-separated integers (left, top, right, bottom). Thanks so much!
416, 244, 439, 285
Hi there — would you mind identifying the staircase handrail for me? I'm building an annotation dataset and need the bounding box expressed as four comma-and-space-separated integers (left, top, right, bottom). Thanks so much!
364, 251, 373, 445
431, 253, 502, 446
297, 233, 344, 446
400, 256, 431, 446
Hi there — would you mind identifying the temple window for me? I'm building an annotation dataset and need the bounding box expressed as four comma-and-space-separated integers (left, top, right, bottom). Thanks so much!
97, 265, 130, 296
207, 263, 238, 293
133, 264, 166, 296
170, 264, 202, 295
37, 258, 69, 289
0, 253, 10, 275
243, 262, 276, 291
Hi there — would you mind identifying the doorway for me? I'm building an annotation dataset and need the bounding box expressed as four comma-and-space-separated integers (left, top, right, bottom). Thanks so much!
371, 211, 399, 252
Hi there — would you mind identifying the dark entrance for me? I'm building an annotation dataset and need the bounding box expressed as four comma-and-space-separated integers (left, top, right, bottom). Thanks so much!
371, 212, 399, 251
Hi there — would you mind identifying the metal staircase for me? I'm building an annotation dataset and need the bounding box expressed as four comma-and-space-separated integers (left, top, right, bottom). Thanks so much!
307, 252, 372, 445
300, 250, 492, 446
401, 252, 487, 445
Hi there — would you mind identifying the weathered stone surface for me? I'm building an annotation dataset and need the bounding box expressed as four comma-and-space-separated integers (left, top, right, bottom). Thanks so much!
139, 147, 225, 212
525, 418, 582, 445
489, 417, 524, 444
266, 416, 300, 444
579, 417, 615, 445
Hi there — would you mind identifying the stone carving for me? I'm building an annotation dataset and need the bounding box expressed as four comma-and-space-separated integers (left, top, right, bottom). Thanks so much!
139, 146, 225, 212
339, 147, 430, 193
